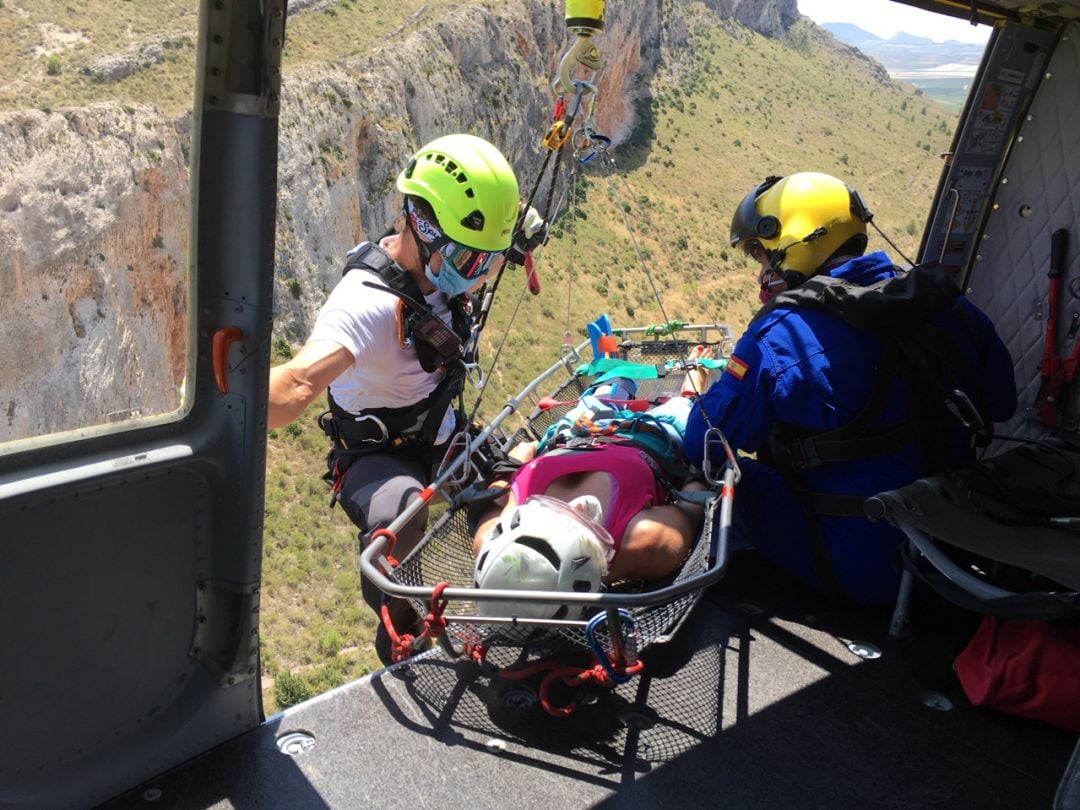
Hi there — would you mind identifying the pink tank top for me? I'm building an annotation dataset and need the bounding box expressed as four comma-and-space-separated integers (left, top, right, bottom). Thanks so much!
509, 444, 668, 552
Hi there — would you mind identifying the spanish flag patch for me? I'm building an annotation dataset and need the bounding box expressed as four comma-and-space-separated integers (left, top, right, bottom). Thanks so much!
726, 355, 749, 380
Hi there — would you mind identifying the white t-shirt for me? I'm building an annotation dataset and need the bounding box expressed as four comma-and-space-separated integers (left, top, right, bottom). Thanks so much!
308, 243, 457, 443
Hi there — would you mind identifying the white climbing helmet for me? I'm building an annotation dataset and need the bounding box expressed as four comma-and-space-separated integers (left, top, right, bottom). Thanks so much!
473, 495, 614, 619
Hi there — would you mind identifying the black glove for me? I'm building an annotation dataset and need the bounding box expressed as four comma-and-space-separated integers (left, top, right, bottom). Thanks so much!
505, 206, 548, 266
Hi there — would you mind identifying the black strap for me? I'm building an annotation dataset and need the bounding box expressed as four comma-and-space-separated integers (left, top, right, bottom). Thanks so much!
318, 241, 470, 454
811, 492, 870, 517
789, 470, 848, 600
776, 342, 906, 472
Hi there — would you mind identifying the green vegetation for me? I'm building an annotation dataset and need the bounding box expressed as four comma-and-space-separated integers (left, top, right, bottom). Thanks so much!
3, 0, 964, 712
0, 0, 462, 116
906, 77, 974, 111
259, 3, 960, 712
467, 7, 956, 412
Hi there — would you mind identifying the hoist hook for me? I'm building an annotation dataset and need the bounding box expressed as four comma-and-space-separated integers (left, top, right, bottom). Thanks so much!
553, 0, 605, 97
553, 35, 603, 97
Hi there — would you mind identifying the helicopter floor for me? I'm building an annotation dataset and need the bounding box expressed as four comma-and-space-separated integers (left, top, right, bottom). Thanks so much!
103, 553, 1077, 809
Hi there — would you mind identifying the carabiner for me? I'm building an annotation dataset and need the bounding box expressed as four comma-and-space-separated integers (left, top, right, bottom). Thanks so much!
703, 426, 741, 486
436, 432, 474, 486
585, 610, 640, 685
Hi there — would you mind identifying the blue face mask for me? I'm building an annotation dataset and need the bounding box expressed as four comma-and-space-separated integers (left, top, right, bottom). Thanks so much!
425, 264, 474, 297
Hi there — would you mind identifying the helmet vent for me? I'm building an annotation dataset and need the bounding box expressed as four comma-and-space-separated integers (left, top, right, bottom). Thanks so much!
461, 210, 485, 232
516, 536, 561, 569
572, 579, 593, 592
509, 509, 521, 530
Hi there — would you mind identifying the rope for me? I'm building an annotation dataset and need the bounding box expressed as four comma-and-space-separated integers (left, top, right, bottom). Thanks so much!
424, 581, 450, 639
581, 142, 734, 481
465, 89, 602, 429
594, 146, 676, 336
380, 579, 452, 663
379, 602, 414, 664
465, 263, 534, 428
537, 659, 646, 717
564, 159, 581, 335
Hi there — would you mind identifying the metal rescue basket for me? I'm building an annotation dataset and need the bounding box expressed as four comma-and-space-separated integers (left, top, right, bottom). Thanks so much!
358, 323, 742, 694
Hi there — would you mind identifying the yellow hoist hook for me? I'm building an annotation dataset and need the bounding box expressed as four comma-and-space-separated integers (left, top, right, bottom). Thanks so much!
553, 0, 605, 97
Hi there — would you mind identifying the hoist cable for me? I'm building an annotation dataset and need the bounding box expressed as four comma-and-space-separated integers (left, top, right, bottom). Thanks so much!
595, 147, 676, 338
465, 267, 535, 428
564, 162, 580, 335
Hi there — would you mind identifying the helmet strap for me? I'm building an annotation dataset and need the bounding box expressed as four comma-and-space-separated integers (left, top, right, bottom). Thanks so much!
402, 201, 433, 267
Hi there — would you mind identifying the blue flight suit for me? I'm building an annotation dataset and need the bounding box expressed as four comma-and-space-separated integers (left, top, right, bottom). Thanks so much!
685, 252, 1017, 604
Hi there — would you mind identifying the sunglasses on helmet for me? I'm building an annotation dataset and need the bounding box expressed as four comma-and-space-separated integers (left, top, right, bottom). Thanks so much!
406, 200, 502, 281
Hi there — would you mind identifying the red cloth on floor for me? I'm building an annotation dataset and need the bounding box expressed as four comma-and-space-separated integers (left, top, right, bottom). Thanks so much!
955, 615, 1080, 732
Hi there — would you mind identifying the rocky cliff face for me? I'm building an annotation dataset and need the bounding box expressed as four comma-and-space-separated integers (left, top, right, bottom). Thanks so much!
702, 0, 798, 38
0, 105, 189, 440
271, 0, 668, 337
0, 0, 796, 441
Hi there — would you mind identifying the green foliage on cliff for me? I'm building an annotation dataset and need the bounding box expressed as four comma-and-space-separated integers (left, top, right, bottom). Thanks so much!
0, 0, 965, 711
0, 0, 463, 115
257, 5, 962, 711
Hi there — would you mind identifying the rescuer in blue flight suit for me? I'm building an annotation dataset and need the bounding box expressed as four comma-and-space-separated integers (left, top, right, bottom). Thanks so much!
685, 172, 1017, 605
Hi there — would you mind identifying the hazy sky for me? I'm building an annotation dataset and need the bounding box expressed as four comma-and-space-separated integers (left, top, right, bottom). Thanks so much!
797, 0, 992, 44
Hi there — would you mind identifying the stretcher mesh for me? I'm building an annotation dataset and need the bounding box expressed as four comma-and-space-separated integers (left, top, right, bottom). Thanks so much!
390, 332, 731, 655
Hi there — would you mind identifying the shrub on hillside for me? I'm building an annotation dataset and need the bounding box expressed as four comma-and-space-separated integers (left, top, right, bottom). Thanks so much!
274, 670, 314, 709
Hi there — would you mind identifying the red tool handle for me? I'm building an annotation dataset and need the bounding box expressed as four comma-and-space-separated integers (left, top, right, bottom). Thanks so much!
524, 251, 541, 295
1051, 228, 1069, 277
212, 327, 243, 394
1040, 230, 1070, 378
1037, 230, 1072, 426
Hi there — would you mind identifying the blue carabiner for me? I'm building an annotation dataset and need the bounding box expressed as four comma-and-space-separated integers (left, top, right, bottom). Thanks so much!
577, 131, 611, 164
585, 609, 638, 684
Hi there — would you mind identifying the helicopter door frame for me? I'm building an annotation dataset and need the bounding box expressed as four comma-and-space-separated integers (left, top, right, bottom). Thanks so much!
0, 1, 285, 806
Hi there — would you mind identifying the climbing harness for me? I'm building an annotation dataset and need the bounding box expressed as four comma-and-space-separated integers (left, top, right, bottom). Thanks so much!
756, 263, 992, 600
317, 243, 473, 503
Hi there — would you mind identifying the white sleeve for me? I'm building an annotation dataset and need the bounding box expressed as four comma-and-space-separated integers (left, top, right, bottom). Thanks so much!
307, 272, 395, 365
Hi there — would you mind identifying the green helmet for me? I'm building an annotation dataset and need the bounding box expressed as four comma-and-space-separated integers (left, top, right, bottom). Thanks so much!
396, 134, 520, 252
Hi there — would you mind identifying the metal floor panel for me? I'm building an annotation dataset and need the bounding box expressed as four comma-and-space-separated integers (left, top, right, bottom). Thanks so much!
103, 556, 1077, 810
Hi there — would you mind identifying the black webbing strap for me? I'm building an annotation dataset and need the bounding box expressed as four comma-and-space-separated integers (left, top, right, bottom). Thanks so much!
811, 492, 870, 517
778, 342, 902, 471
787, 468, 848, 601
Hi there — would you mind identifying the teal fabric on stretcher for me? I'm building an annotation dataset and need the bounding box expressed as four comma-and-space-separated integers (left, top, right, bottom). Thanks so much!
576, 356, 726, 381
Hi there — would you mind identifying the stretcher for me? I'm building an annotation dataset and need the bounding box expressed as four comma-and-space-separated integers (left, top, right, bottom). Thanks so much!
358, 323, 742, 713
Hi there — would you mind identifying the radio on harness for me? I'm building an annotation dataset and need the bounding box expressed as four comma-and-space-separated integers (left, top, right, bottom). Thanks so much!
363, 279, 465, 368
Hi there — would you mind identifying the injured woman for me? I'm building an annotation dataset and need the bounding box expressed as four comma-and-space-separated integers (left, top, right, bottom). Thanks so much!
470, 346, 717, 618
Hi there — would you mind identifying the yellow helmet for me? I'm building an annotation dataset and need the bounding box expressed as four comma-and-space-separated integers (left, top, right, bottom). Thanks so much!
730, 172, 873, 281
396, 134, 519, 252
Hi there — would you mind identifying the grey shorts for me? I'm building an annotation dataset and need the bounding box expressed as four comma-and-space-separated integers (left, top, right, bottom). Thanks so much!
332, 449, 433, 613
334, 450, 432, 556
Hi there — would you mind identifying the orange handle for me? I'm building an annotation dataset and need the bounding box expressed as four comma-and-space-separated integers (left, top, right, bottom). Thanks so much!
596, 335, 618, 357
212, 327, 243, 394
